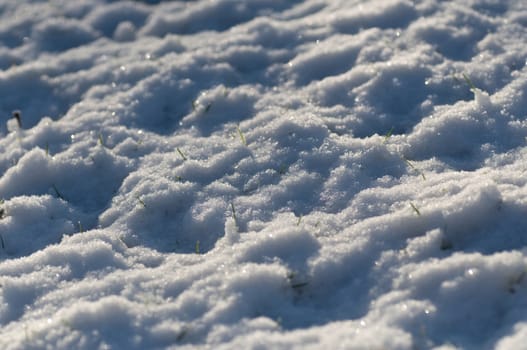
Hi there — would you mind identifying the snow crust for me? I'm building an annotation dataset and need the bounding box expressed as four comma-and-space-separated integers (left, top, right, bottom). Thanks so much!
1, 0, 527, 348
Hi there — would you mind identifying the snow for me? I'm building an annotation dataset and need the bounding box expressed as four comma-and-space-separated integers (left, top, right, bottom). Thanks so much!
1, 0, 527, 348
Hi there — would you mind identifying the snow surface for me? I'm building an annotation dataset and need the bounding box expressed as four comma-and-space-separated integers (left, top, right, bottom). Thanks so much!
1, 0, 527, 349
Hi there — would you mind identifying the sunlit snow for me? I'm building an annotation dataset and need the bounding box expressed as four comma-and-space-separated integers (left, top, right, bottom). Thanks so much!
1, 0, 527, 349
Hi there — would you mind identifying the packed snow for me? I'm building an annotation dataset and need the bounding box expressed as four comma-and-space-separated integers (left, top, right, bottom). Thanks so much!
1, 0, 527, 348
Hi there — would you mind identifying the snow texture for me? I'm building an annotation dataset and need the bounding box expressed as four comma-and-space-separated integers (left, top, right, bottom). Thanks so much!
1, 0, 527, 349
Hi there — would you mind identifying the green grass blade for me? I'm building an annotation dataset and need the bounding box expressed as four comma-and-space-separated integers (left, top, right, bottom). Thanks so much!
177, 147, 187, 161
237, 125, 247, 146
410, 202, 421, 216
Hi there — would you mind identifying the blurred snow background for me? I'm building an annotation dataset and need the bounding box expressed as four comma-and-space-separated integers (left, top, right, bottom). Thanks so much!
1, 0, 527, 348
